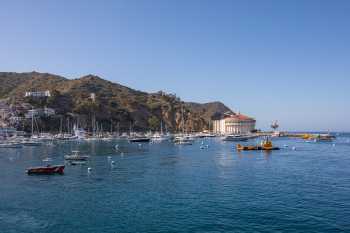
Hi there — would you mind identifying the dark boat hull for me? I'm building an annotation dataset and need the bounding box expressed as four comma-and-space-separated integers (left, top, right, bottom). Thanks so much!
64, 156, 89, 161
224, 138, 248, 142
129, 138, 151, 143
27, 165, 65, 175
237, 146, 280, 151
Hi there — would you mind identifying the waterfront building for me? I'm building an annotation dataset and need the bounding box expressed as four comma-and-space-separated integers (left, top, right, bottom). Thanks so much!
212, 113, 256, 135
25, 90, 51, 98
9, 116, 24, 124
90, 93, 96, 102
43, 107, 55, 116
25, 107, 55, 119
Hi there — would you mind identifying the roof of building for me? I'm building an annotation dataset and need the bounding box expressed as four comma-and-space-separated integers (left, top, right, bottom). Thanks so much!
224, 113, 256, 123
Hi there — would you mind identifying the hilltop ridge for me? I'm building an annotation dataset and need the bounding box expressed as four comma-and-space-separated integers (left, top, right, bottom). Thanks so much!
0, 72, 233, 132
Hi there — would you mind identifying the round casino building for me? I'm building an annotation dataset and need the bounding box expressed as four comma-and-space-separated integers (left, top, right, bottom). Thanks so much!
212, 112, 256, 135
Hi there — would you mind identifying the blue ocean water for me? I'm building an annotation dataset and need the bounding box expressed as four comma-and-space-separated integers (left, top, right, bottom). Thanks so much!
1, 135, 350, 233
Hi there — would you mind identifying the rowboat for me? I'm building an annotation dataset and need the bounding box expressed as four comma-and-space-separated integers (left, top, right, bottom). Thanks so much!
27, 165, 65, 175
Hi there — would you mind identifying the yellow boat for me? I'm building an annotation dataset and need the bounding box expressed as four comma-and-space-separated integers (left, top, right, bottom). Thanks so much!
236, 138, 279, 151
301, 134, 312, 140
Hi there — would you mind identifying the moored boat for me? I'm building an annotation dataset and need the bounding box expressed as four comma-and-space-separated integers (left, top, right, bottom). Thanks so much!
129, 137, 151, 143
173, 135, 194, 145
151, 133, 171, 142
236, 137, 279, 151
0, 142, 23, 148
27, 164, 65, 175
313, 134, 335, 142
64, 151, 89, 161
67, 160, 87, 166
223, 134, 255, 142
21, 139, 42, 146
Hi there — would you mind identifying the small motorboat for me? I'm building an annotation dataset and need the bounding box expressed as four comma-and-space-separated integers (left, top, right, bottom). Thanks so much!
27, 164, 65, 175
313, 134, 335, 142
301, 134, 313, 140
173, 136, 194, 145
151, 134, 171, 142
0, 142, 23, 148
64, 151, 89, 161
21, 140, 42, 146
223, 134, 255, 142
42, 157, 53, 162
175, 140, 193, 145
101, 137, 113, 141
67, 160, 87, 166
129, 137, 151, 143
236, 138, 280, 151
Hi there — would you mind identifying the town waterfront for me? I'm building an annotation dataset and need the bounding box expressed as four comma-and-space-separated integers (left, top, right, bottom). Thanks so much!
1, 135, 350, 233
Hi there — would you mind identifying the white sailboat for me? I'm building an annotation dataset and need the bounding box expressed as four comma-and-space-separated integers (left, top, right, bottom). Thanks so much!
152, 120, 171, 142
22, 111, 42, 146
174, 105, 194, 145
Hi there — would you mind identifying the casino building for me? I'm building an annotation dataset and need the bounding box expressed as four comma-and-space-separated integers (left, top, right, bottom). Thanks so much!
212, 112, 256, 135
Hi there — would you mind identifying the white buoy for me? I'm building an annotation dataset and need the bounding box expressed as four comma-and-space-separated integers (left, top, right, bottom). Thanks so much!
115, 145, 119, 150
283, 144, 288, 148
88, 167, 92, 173
332, 144, 336, 147
292, 147, 296, 151
107, 156, 112, 160
138, 143, 142, 147
111, 161, 115, 165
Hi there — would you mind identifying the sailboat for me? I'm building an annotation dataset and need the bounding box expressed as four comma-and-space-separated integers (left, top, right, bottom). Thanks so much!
151, 120, 171, 142
128, 121, 151, 143
174, 105, 194, 145
56, 117, 78, 140
22, 111, 42, 146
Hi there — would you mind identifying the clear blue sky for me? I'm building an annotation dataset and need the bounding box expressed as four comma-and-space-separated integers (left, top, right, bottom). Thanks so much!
1, 0, 349, 131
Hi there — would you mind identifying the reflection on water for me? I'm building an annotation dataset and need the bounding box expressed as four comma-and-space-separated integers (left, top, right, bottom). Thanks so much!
1, 136, 350, 233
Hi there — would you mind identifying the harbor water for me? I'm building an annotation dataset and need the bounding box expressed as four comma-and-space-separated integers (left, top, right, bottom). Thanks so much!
1, 135, 350, 233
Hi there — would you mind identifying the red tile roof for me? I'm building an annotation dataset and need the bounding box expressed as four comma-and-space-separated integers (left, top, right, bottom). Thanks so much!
224, 114, 255, 122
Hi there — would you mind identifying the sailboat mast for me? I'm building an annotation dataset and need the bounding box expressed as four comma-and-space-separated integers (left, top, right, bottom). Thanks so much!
117, 122, 120, 136
110, 120, 113, 134
129, 122, 132, 136
31, 109, 34, 136
60, 116, 63, 135
182, 105, 185, 134
67, 118, 70, 135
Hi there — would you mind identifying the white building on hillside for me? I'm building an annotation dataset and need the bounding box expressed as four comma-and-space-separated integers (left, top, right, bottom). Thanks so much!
213, 113, 256, 135
25, 90, 51, 97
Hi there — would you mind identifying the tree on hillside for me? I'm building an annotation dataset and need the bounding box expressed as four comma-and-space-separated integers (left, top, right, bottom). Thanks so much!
148, 116, 160, 131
